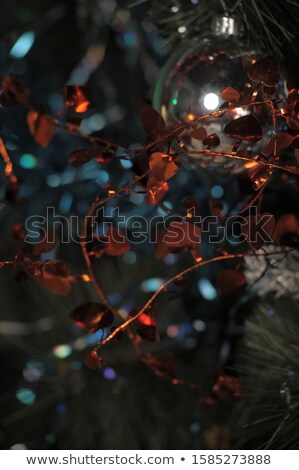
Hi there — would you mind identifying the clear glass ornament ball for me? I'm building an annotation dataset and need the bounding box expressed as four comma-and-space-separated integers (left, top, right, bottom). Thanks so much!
153, 18, 285, 172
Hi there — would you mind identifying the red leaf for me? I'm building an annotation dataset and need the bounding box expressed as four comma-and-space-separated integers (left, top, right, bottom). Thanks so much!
262, 137, 275, 156
216, 270, 246, 295
27, 111, 56, 147
190, 126, 207, 141
182, 195, 200, 215
221, 87, 240, 101
224, 115, 263, 142
149, 152, 179, 181
130, 304, 157, 322
70, 302, 114, 332
202, 133, 220, 147
69, 147, 103, 166
212, 374, 242, 400
32, 233, 56, 256
285, 90, 299, 128
63, 86, 90, 113
145, 353, 175, 378
137, 322, 160, 342
46, 261, 69, 277
129, 305, 160, 342
140, 102, 165, 139
248, 163, 272, 190
105, 226, 131, 256
272, 214, 299, 243
85, 350, 104, 370
235, 89, 254, 107
165, 221, 201, 248
263, 133, 294, 155
1, 76, 29, 106
38, 263, 71, 296
248, 55, 280, 87
241, 213, 275, 250
146, 177, 169, 206
287, 117, 299, 130
278, 133, 294, 150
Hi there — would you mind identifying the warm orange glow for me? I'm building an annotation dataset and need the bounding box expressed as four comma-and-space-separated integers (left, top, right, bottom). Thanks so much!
187, 113, 196, 120
139, 314, 153, 325
75, 100, 89, 113
4, 162, 13, 177
244, 161, 259, 169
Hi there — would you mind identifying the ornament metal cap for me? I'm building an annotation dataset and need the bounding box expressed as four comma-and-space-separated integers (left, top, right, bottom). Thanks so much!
211, 15, 243, 37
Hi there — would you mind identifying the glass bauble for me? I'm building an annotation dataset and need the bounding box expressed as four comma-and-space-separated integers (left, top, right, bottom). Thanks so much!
153, 17, 285, 173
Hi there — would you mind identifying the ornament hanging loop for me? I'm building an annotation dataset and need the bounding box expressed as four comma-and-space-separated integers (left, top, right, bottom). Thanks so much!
211, 15, 243, 37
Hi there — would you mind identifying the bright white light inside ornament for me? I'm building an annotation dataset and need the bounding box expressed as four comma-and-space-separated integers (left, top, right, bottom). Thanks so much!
203, 93, 219, 110
235, 107, 249, 117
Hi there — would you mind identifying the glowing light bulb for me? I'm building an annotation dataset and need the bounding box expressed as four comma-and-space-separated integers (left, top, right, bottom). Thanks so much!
203, 93, 219, 111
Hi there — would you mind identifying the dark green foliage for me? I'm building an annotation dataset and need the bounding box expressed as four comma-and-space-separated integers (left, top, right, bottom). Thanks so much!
233, 296, 299, 449
147, 0, 299, 58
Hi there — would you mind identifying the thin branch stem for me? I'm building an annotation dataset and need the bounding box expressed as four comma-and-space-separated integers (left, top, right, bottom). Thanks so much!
0, 137, 14, 179
95, 249, 294, 351
176, 150, 298, 175
79, 171, 149, 320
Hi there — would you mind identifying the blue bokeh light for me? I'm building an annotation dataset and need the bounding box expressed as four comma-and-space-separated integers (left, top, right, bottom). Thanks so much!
10, 31, 35, 59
